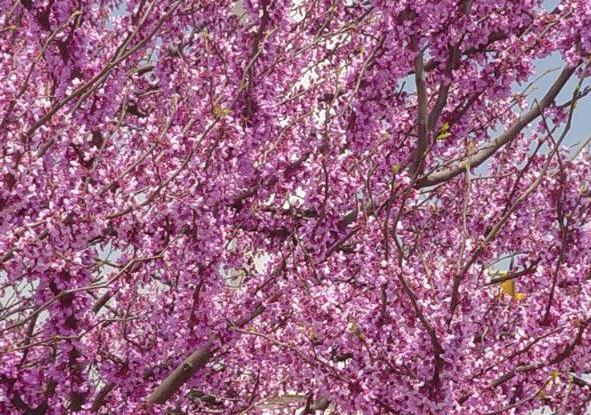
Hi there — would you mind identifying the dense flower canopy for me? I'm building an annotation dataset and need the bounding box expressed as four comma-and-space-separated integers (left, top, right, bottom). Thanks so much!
2, 0, 591, 413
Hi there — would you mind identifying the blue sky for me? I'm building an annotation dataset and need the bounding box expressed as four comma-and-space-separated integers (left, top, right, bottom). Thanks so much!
535, 0, 591, 152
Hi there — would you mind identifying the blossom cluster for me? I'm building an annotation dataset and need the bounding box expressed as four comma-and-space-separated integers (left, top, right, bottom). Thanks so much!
1, 0, 591, 414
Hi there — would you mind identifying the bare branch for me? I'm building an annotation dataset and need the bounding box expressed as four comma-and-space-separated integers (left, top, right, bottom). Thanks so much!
410, 41, 429, 177
146, 300, 271, 407
417, 65, 576, 188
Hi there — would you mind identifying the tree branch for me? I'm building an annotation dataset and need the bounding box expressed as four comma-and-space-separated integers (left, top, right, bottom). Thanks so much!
417, 65, 576, 188
410, 40, 429, 177
146, 300, 271, 408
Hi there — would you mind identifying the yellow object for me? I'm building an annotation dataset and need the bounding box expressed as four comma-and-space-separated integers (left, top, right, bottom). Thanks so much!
500, 279, 526, 301
213, 105, 232, 118
436, 122, 452, 140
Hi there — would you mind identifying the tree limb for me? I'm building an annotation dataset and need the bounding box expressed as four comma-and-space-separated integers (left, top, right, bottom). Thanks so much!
409, 40, 429, 177
146, 300, 270, 408
417, 65, 575, 188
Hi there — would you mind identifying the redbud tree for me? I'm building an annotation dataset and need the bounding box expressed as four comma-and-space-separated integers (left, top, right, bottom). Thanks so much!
2, 0, 591, 414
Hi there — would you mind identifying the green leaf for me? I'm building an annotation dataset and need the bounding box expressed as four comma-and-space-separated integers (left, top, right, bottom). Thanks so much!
436, 122, 452, 141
